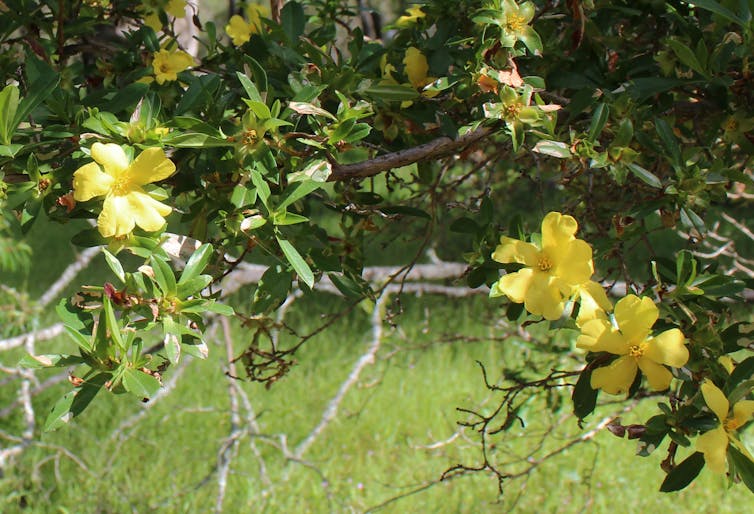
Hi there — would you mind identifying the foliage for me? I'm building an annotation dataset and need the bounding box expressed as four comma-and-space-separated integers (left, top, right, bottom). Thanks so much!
3, 0, 754, 496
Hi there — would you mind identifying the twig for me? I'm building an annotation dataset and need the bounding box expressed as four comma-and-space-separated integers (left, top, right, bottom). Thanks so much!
37, 246, 101, 310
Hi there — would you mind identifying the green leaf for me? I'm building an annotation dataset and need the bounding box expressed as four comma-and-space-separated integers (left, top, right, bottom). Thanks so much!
361, 84, 420, 102
237, 71, 264, 103
150, 256, 177, 296
162, 132, 232, 148
64, 326, 93, 354
244, 99, 272, 119
250, 168, 271, 210
103, 296, 124, 351
572, 367, 598, 420
532, 140, 572, 158
18, 354, 86, 369
176, 275, 212, 298
121, 367, 161, 399
627, 163, 663, 189
103, 249, 126, 284
587, 103, 609, 142
328, 272, 366, 299
449, 217, 479, 233
0, 84, 20, 145
288, 101, 337, 120
14, 58, 60, 131
667, 39, 707, 76
277, 180, 321, 211
683, 0, 746, 26
277, 237, 315, 289
178, 243, 213, 285
660, 452, 705, 492
242, 56, 268, 94
728, 446, 754, 493
44, 373, 109, 431
379, 205, 431, 219
654, 118, 682, 169
281, 1, 306, 42
613, 119, 634, 147
56, 298, 90, 332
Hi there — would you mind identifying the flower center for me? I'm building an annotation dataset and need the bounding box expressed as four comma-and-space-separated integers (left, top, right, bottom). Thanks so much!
503, 103, 521, 120
110, 174, 131, 196
506, 13, 526, 34
159, 63, 170, 74
242, 129, 259, 146
537, 255, 552, 272
724, 417, 741, 432
628, 342, 647, 358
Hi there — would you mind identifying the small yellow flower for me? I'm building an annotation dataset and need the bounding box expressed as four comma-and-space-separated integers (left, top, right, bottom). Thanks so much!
72, 143, 175, 238
575, 280, 613, 327
152, 49, 193, 84
490, 212, 595, 320
246, 3, 269, 30
144, 11, 162, 31
498, 0, 541, 53
403, 47, 433, 89
226, 15, 253, 46
577, 295, 689, 395
696, 380, 754, 473
396, 5, 425, 27
165, 0, 186, 17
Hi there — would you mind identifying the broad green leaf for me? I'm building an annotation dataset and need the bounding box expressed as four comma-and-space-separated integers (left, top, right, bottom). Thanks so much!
572, 367, 598, 420
121, 367, 161, 399
627, 163, 663, 189
64, 326, 93, 353
281, 1, 306, 42
250, 168, 271, 210
659, 452, 705, 492
684, 0, 746, 26
244, 99, 271, 119
14, 59, 60, 131
0, 84, 19, 145
667, 39, 707, 76
236, 71, 264, 103
44, 373, 109, 431
150, 255, 177, 296
277, 237, 315, 289
277, 180, 321, 211
587, 103, 609, 142
178, 243, 213, 285
729, 446, 754, 493
176, 275, 212, 298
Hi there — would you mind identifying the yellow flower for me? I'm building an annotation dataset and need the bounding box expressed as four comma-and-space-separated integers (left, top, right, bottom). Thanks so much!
497, 0, 541, 54
577, 295, 688, 395
72, 143, 175, 238
575, 280, 613, 327
152, 49, 193, 84
396, 5, 425, 27
145, 11, 162, 31
696, 380, 754, 473
490, 211, 595, 320
165, 0, 186, 18
226, 15, 252, 46
403, 47, 433, 89
246, 3, 269, 30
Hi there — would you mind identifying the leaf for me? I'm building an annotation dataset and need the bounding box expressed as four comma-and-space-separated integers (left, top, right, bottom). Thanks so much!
14, 58, 60, 131
178, 243, 213, 285
150, 255, 177, 296
0, 84, 20, 145
236, 72, 264, 103
659, 452, 705, 492
250, 168, 271, 210
277, 180, 322, 211
281, 1, 306, 42
64, 326, 93, 353
44, 373, 109, 431
18, 354, 86, 369
176, 275, 212, 298
587, 103, 609, 142
102, 296, 124, 351
244, 99, 271, 119
532, 140, 572, 158
627, 163, 663, 189
162, 132, 232, 148
102, 249, 125, 284
683, 0, 746, 26
667, 39, 707, 76
277, 237, 315, 289
288, 101, 336, 120
361, 83, 420, 102
121, 367, 161, 399
728, 446, 754, 493
572, 367, 598, 420
654, 118, 682, 169
728, 356, 754, 390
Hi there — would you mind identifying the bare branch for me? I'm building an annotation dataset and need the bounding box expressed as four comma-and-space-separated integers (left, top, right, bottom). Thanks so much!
328, 126, 497, 181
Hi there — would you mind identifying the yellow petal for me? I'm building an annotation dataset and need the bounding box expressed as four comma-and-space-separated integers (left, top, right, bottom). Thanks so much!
696, 427, 728, 474
491, 236, 539, 266
91, 142, 129, 177
97, 195, 135, 238
226, 15, 252, 46
523, 272, 564, 320
591, 356, 637, 395
637, 358, 673, 391
145, 12, 162, 31
126, 190, 171, 232
552, 239, 594, 286
495, 267, 534, 303
128, 147, 176, 185
701, 380, 729, 423
732, 400, 754, 428
614, 295, 658, 343
403, 47, 429, 88
165, 0, 186, 17
541, 211, 577, 251
72, 162, 114, 201
645, 328, 688, 367
576, 281, 612, 326
576, 320, 628, 355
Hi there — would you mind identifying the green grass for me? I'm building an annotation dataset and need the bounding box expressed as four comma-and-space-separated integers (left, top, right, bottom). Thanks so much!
1, 228, 752, 513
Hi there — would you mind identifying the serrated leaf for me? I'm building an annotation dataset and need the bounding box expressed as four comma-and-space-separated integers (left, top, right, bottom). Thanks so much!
660, 452, 704, 492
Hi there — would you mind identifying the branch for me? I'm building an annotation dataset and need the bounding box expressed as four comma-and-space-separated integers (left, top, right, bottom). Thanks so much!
328, 126, 497, 181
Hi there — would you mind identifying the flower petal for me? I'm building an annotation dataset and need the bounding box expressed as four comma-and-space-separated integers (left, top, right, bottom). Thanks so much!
553, 239, 594, 286
491, 237, 539, 266
637, 358, 673, 391
519, 1, 536, 23
696, 427, 728, 474
126, 190, 171, 232
614, 295, 658, 343
576, 281, 612, 326
576, 319, 628, 355
524, 272, 564, 320
701, 380, 729, 423
541, 211, 577, 251
495, 268, 534, 303
97, 195, 135, 238
591, 356, 637, 395
91, 142, 129, 177
72, 162, 114, 201
645, 329, 688, 367
128, 147, 176, 185
732, 400, 754, 428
